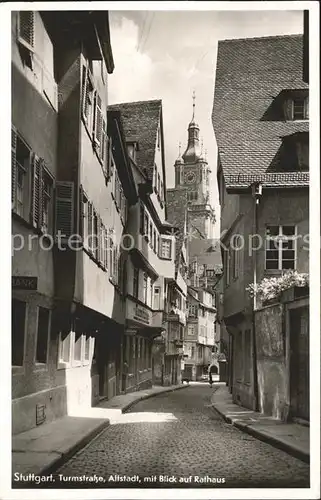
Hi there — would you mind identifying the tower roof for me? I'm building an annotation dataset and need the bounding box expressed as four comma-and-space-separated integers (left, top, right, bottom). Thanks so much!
182, 91, 201, 163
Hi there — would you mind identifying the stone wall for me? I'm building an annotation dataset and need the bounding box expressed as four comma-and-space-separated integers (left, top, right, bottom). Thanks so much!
255, 303, 289, 420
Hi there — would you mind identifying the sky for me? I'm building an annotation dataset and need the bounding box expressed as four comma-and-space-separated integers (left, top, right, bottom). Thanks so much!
108, 8, 304, 236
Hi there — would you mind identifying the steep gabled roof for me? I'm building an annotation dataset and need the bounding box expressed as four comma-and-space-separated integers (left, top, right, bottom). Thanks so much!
108, 99, 162, 181
212, 34, 309, 190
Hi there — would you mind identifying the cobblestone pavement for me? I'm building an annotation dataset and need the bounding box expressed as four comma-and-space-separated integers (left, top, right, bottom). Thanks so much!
54, 385, 309, 488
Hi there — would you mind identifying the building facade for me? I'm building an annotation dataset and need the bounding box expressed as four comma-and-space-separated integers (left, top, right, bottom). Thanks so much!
11, 11, 118, 434
108, 100, 182, 390
212, 34, 309, 415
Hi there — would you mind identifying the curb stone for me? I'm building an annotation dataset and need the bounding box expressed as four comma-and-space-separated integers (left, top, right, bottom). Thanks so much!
211, 403, 309, 464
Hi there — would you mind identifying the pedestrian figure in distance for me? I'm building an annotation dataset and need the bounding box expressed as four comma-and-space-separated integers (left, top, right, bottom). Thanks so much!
122, 359, 129, 393
209, 370, 213, 388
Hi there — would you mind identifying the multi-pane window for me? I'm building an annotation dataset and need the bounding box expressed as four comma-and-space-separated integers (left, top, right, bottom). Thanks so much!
12, 130, 31, 219
188, 304, 198, 317
133, 268, 139, 299
284, 96, 309, 121
187, 325, 194, 336
187, 191, 198, 202
225, 248, 231, 286
58, 332, 71, 365
12, 299, 26, 367
153, 287, 160, 309
36, 307, 50, 364
231, 235, 242, 280
42, 170, 54, 234
17, 11, 35, 68
153, 228, 157, 253
139, 203, 145, 234
82, 65, 94, 126
143, 273, 148, 304
206, 269, 215, 278
74, 333, 82, 362
265, 225, 296, 270
160, 238, 172, 259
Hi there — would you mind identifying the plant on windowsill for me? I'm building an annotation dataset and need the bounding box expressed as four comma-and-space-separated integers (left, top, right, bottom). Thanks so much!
246, 270, 309, 306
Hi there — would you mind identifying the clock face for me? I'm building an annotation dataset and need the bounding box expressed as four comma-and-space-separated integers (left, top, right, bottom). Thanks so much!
185, 172, 196, 184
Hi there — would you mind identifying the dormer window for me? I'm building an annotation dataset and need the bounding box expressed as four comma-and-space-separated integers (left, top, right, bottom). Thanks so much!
126, 141, 138, 162
281, 132, 309, 172
283, 90, 309, 121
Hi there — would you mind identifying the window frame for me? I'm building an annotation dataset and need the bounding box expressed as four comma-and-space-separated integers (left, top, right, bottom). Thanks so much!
57, 331, 73, 369
34, 306, 51, 370
12, 298, 27, 372
160, 237, 172, 260
265, 225, 297, 271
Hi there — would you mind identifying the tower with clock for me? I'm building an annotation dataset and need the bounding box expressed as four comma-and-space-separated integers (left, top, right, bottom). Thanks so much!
173, 92, 215, 239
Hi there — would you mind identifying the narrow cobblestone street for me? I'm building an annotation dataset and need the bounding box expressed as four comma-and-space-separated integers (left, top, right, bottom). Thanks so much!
53, 385, 309, 488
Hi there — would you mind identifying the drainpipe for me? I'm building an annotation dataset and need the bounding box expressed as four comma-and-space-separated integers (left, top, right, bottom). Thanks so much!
251, 182, 262, 412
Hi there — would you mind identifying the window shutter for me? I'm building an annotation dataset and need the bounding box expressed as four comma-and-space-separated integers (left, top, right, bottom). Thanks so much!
93, 92, 103, 146
283, 99, 294, 121
79, 185, 84, 239
87, 202, 93, 253
103, 227, 108, 271
304, 96, 309, 119
101, 119, 107, 170
12, 127, 17, 209
99, 217, 104, 265
18, 11, 35, 50
81, 65, 88, 120
55, 181, 74, 240
31, 154, 43, 228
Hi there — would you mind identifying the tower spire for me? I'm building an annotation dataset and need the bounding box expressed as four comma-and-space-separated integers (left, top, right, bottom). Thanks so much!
192, 90, 196, 120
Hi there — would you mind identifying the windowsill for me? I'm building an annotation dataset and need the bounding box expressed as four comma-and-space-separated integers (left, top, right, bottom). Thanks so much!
264, 269, 284, 276
72, 359, 82, 368
33, 363, 48, 372
12, 365, 25, 376
159, 256, 172, 261
57, 361, 71, 370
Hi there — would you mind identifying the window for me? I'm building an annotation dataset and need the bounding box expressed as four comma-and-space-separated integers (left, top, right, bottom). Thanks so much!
191, 346, 195, 358
160, 181, 164, 203
265, 225, 296, 270
225, 248, 231, 286
139, 203, 145, 234
206, 269, 215, 278
42, 170, 54, 234
74, 333, 82, 362
231, 235, 242, 280
58, 332, 71, 365
93, 92, 103, 147
153, 287, 160, 309
133, 268, 139, 298
84, 335, 91, 361
82, 65, 94, 126
93, 211, 99, 260
17, 11, 35, 68
175, 168, 180, 186
160, 238, 172, 259
187, 325, 194, 336
149, 222, 153, 246
143, 273, 148, 304
36, 307, 50, 364
127, 142, 137, 161
187, 191, 198, 202
153, 228, 157, 253
87, 202, 93, 253
188, 304, 197, 317
284, 95, 309, 121
12, 299, 26, 366
144, 213, 149, 238
12, 130, 31, 219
